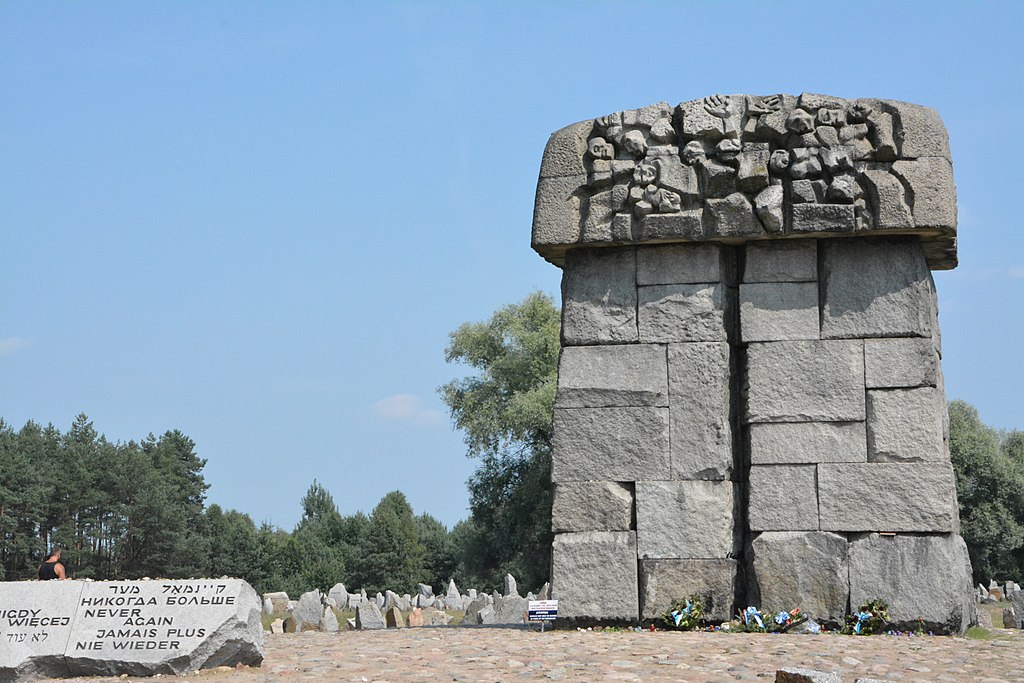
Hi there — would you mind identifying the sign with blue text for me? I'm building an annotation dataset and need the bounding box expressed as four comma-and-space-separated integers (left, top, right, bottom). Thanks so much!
527, 600, 558, 621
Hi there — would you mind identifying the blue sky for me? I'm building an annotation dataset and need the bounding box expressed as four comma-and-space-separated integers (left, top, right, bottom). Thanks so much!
2, 1, 1021, 530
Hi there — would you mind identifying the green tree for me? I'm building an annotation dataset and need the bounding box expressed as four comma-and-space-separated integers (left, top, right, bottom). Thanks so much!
949, 400, 1024, 582
415, 513, 456, 591
358, 491, 425, 594
201, 504, 266, 586
284, 481, 348, 593
439, 291, 560, 591
119, 430, 209, 578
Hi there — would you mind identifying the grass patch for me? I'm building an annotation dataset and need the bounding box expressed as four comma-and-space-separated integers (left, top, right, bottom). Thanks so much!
966, 626, 995, 640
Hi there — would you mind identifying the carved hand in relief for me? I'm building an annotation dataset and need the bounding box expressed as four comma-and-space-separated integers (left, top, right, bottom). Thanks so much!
746, 95, 781, 115
703, 94, 734, 119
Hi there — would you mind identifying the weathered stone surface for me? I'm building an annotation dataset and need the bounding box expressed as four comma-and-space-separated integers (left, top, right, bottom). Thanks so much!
776, 668, 843, 683
679, 95, 742, 139
355, 602, 386, 630
754, 185, 784, 233
862, 169, 914, 229
749, 421, 866, 465
740, 282, 819, 342
638, 283, 732, 343
737, 145, 770, 193
552, 407, 670, 482
552, 481, 634, 533
556, 345, 668, 408
562, 248, 637, 345
404, 608, 422, 628
635, 480, 738, 559
320, 607, 339, 633
864, 337, 938, 388
748, 532, 849, 625
743, 240, 817, 283
326, 584, 347, 611
748, 466, 819, 531
0, 581, 82, 682
445, 580, 460, 605
551, 531, 639, 620
384, 606, 404, 629
262, 592, 290, 618
532, 174, 584, 247
493, 595, 529, 624
293, 590, 323, 631
818, 463, 958, 532
867, 388, 944, 462
637, 211, 703, 241
463, 596, 489, 626
888, 101, 951, 160
745, 340, 865, 423
849, 533, 973, 633
639, 559, 738, 621
540, 120, 593, 178
790, 203, 856, 233
504, 573, 519, 598
668, 342, 734, 480
1010, 591, 1024, 628
636, 243, 735, 285
705, 192, 764, 237
891, 158, 957, 229
0, 579, 265, 680
821, 238, 934, 339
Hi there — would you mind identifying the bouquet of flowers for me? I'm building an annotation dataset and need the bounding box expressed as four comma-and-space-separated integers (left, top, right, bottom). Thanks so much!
843, 599, 889, 635
735, 606, 807, 633
660, 595, 704, 631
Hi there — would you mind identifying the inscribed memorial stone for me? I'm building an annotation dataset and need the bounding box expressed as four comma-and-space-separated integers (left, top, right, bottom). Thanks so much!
0, 579, 263, 683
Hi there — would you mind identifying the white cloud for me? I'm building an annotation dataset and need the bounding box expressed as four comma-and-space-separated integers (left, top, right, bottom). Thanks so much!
1009, 266, 1024, 280
370, 393, 445, 427
0, 337, 30, 357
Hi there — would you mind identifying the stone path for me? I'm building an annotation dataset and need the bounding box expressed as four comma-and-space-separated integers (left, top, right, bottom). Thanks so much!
49, 627, 1024, 683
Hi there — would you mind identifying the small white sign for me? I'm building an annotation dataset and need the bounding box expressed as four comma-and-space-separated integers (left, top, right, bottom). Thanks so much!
527, 599, 558, 621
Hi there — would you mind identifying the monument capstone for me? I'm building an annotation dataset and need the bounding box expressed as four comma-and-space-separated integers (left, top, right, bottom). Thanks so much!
0, 579, 264, 683
535, 93, 974, 633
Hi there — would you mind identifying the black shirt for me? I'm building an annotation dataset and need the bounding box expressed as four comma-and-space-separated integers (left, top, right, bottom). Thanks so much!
38, 560, 60, 580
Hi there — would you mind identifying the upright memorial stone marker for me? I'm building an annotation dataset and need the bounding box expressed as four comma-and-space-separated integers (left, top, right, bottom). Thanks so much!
0, 579, 264, 683
534, 93, 973, 633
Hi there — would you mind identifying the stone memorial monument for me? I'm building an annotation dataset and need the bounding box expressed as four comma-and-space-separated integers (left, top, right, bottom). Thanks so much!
0, 579, 263, 682
535, 93, 974, 633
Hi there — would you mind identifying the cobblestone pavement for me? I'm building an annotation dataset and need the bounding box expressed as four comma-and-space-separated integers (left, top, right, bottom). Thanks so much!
48, 626, 1024, 683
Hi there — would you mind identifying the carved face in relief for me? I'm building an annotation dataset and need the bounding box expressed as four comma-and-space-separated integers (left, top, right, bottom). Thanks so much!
633, 162, 658, 186
769, 149, 791, 174
786, 109, 815, 134
588, 137, 615, 160
682, 141, 706, 165
622, 130, 648, 157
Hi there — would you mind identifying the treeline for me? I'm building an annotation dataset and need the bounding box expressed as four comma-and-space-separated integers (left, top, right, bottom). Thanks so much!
0, 415, 536, 596
0, 416, 207, 581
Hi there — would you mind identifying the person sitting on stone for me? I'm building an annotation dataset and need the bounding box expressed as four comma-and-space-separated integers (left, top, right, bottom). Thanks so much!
37, 546, 67, 580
